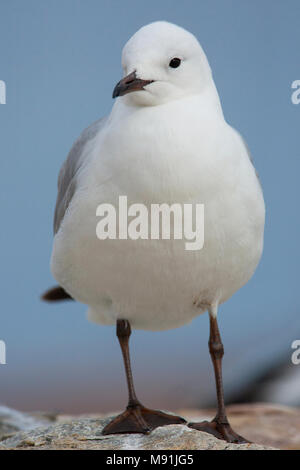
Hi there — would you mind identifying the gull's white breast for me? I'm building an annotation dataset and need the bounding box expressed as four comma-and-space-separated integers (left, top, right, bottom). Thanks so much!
51, 92, 265, 330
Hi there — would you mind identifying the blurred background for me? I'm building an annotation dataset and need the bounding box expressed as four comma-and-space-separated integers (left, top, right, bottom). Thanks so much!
0, 0, 299, 414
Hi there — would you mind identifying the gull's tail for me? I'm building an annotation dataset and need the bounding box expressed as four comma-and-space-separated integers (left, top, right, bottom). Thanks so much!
41, 286, 74, 302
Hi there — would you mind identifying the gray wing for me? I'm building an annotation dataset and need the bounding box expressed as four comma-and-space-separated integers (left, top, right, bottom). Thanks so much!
53, 117, 106, 234
238, 132, 262, 188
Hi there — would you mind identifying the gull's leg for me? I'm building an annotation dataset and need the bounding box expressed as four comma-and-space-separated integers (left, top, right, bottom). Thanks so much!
102, 319, 186, 435
188, 311, 249, 444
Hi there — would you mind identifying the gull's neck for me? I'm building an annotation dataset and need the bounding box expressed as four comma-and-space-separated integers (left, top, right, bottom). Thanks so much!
109, 80, 224, 125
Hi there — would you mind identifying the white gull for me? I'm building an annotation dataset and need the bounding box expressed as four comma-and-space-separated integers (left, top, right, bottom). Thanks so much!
43, 21, 265, 442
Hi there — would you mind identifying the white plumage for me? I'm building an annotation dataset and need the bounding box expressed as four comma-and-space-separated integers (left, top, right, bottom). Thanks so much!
50, 21, 265, 331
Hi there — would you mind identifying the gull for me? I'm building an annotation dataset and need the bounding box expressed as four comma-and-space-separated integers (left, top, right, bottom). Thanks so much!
42, 21, 265, 443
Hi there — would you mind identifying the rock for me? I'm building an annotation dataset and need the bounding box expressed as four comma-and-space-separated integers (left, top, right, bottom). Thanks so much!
0, 419, 273, 450
0, 406, 56, 441
1, 403, 299, 450
0, 410, 275, 450
181, 403, 300, 450
227, 403, 300, 450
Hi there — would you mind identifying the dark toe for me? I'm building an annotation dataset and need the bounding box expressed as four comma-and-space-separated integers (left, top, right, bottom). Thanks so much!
188, 420, 249, 444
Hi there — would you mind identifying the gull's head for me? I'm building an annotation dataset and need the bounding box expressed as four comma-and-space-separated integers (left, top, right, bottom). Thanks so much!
112, 21, 212, 107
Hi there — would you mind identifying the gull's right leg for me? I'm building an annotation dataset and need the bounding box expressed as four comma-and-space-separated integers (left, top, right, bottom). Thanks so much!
102, 319, 186, 435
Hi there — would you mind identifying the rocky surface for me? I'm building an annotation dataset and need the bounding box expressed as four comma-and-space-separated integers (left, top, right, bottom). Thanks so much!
0, 405, 56, 441
1, 403, 299, 450
0, 418, 272, 450
182, 403, 300, 450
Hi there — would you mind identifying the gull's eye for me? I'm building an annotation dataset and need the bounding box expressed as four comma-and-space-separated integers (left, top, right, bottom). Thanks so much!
169, 58, 181, 68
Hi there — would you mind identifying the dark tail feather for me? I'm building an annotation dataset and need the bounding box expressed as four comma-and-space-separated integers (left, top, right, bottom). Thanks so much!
41, 286, 74, 302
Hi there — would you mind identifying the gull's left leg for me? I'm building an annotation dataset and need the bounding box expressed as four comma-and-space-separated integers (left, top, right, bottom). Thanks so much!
188, 309, 249, 444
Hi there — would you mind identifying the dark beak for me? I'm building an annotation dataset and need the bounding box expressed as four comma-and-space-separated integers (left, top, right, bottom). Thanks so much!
112, 71, 154, 98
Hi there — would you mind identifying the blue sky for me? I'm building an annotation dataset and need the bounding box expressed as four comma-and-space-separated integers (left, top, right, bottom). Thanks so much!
0, 0, 299, 413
